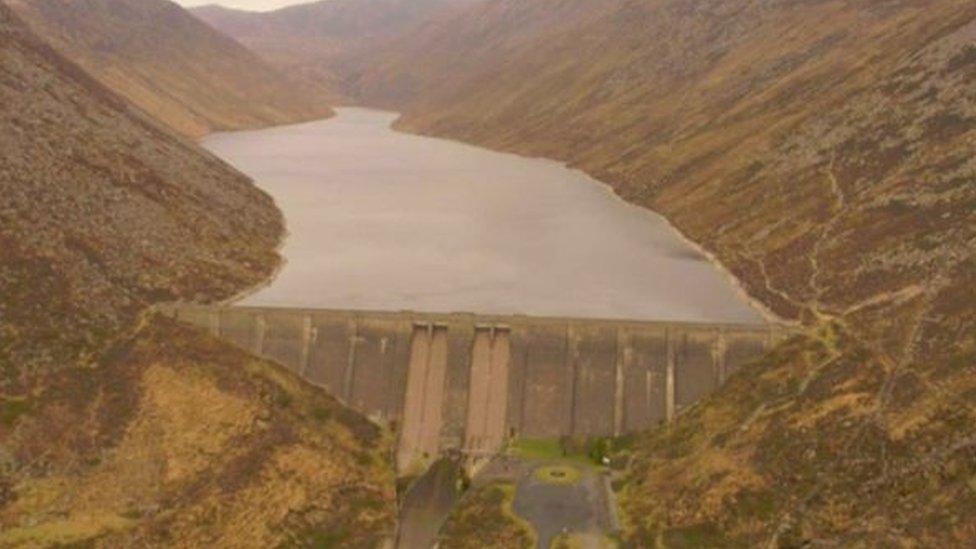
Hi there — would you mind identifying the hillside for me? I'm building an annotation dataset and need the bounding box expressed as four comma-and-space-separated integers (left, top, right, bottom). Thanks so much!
192, 0, 478, 100
0, 4, 394, 544
352, 0, 976, 545
7, 0, 333, 137
354, 0, 610, 106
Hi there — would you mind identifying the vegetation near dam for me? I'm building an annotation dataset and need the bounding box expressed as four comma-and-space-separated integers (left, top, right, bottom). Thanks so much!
1, 0, 974, 547
0, 3, 393, 545
336, 1, 976, 544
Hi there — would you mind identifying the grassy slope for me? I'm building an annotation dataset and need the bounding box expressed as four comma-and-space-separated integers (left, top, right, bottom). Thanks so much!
2, 317, 395, 546
0, 5, 395, 544
7, 0, 333, 137
352, 0, 976, 545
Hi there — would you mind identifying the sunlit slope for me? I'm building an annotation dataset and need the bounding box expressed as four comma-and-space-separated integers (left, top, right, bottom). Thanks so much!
0, 5, 394, 545
8, 0, 333, 137
1, 317, 396, 547
354, 0, 976, 544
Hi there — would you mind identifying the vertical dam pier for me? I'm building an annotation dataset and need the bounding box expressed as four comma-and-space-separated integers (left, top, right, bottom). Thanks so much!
168, 305, 788, 472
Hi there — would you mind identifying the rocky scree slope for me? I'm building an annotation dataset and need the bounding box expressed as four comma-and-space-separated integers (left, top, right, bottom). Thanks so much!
7, 0, 333, 138
354, 0, 976, 545
0, 5, 394, 545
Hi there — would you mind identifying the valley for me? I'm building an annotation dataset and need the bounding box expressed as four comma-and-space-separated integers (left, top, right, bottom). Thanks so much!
0, 0, 973, 547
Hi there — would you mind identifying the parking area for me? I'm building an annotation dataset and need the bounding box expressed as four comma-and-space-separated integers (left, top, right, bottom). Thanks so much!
475, 455, 615, 548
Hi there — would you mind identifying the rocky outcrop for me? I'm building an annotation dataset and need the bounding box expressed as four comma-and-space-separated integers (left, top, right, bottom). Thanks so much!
8, 0, 333, 137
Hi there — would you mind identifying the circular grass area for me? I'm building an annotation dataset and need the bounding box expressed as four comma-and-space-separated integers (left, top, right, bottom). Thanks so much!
533, 464, 583, 485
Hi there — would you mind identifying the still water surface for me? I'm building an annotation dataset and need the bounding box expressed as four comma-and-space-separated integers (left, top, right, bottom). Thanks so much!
202, 108, 760, 323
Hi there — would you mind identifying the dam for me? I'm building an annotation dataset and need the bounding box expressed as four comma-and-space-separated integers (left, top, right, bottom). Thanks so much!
188, 109, 789, 474
168, 305, 786, 472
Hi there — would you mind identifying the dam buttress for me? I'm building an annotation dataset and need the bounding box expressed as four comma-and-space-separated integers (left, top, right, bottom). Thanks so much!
167, 305, 789, 472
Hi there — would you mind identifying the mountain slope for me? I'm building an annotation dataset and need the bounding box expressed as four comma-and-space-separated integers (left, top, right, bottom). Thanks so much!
354, 0, 608, 106
0, 5, 393, 544
7, 0, 333, 137
353, 0, 976, 544
192, 0, 478, 100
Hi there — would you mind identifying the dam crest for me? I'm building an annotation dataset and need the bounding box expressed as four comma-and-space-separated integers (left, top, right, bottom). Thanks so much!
167, 305, 787, 472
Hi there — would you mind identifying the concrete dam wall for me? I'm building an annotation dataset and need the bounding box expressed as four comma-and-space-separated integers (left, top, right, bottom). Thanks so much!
168, 305, 786, 471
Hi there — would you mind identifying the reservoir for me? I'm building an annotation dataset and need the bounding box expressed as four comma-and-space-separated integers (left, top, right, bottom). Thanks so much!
202, 108, 760, 323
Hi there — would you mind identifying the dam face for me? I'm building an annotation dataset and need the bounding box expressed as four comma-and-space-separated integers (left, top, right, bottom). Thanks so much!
169, 305, 785, 472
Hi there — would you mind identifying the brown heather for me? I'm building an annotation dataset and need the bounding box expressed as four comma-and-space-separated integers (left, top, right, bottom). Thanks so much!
343, 0, 976, 545
7, 0, 333, 138
439, 483, 535, 548
0, 5, 394, 545
1, 0, 974, 544
191, 0, 480, 103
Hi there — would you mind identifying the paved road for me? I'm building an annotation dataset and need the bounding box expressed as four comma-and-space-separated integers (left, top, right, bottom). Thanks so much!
478, 457, 613, 548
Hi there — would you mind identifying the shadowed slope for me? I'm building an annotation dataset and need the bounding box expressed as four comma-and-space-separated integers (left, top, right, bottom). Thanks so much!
8, 0, 333, 137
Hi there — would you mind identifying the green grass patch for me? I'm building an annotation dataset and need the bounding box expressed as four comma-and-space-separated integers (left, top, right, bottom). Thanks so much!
0, 513, 135, 546
551, 532, 619, 549
0, 397, 29, 427
533, 464, 583, 485
511, 438, 565, 461
288, 527, 349, 548
662, 522, 729, 548
311, 407, 332, 423
509, 437, 610, 468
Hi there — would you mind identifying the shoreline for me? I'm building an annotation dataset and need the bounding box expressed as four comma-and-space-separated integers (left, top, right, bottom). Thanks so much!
387, 110, 790, 326
588, 177, 789, 326
203, 107, 790, 327
195, 125, 292, 308
218, 219, 290, 307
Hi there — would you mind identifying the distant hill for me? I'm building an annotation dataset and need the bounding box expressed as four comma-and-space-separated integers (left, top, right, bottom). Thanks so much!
0, 4, 393, 544
354, 0, 606, 106
192, 0, 478, 100
7, 0, 333, 137
352, 0, 976, 545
